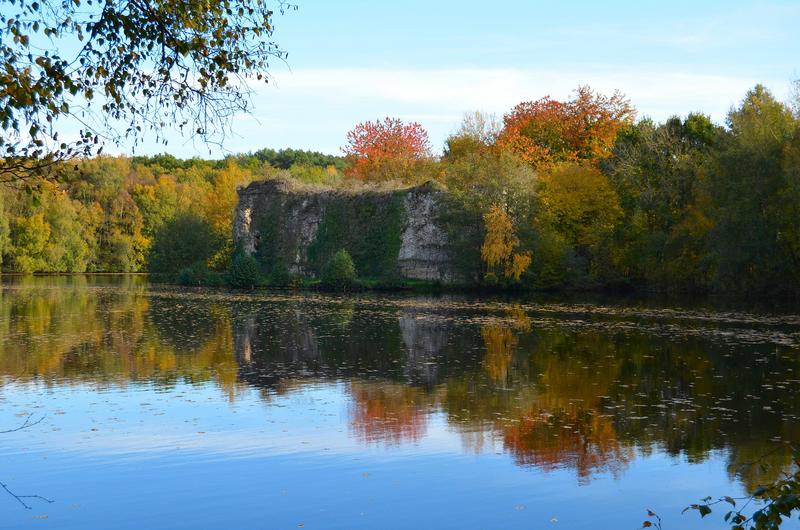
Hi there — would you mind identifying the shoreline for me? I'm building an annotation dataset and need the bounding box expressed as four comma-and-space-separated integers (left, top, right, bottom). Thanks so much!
4, 272, 800, 309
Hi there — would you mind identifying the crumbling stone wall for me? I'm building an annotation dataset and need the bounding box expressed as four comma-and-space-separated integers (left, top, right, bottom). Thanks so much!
233, 177, 459, 282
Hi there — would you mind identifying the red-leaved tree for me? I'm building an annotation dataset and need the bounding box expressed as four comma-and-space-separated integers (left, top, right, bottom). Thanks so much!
342, 117, 432, 182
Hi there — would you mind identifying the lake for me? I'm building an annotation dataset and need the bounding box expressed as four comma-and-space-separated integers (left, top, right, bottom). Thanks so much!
1, 276, 798, 529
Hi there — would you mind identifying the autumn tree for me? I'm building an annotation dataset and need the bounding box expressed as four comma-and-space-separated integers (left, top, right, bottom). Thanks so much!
8, 213, 50, 272
203, 161, 254, 268
443, 111, 501, 160
441, 149, 536, 281
132, 175, 183, 239
342, 117, 433, 182
481, 204, 532, 283
538, 163, 621, 249
0, 194, 8, 267
604, 114, 718, 288
535, 162, 622, 283
1, 180, 94, 272
0, 0, 292, 184
497, 86, 635, 169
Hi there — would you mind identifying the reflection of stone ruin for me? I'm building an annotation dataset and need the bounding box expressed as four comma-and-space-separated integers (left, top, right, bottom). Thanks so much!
232, 304, 451, 388
399, 312, 450, 386
234, 308, 321, 366
231, 303, 452, 444
234, 315, 257, 364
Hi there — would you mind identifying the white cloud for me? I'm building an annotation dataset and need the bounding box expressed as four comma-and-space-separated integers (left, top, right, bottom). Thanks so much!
222, 67, 791, 155
263, 67, 789, 118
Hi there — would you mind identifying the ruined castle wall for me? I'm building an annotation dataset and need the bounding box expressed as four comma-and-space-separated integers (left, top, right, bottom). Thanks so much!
233, 178, 460, 282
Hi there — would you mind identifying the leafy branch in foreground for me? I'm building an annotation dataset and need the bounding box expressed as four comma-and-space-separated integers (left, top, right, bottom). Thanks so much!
643, 444, 800, 530
641, 509, 662, 529
683, 464, 800, 529
0, 0, 295, 184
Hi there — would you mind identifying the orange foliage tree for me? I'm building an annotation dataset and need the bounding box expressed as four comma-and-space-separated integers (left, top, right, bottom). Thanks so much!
342, 117, 432, 182
496, 86, 635, 169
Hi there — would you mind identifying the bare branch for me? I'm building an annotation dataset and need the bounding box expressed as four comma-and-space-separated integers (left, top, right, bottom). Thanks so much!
0, 413, 46, 434
0, 481, 54, 510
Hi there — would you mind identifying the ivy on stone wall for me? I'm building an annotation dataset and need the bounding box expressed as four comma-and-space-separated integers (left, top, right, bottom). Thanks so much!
308, 192, 405, 279
437, 196, 483, 283
255, 203, 292, 282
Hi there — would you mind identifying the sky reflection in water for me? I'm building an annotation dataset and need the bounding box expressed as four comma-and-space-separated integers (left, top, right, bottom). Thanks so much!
1, 276, 799, 529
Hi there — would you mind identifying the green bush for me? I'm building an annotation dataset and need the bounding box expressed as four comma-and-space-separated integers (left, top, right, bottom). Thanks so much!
269, 259, 292, 287
227, 253, 260, 289
321, 249, 357, 289
177, 267, 199, 286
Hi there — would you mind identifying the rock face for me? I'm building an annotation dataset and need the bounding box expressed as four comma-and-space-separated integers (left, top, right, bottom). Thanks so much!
397, 184, 455, 281
234, 178, 325, 276
233, 177, 459, 282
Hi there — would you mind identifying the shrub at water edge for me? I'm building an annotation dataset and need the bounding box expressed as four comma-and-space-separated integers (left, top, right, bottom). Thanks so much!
227, 253, 260, 289
321, 249, 357, 290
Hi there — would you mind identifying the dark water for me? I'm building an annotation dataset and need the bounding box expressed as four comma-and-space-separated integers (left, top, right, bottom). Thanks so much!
1, 276, 799, 529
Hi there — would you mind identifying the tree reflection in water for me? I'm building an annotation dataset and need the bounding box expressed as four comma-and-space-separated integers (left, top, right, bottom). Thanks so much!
1, 276, 799, 490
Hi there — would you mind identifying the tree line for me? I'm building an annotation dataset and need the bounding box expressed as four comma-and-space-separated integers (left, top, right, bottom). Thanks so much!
1, 83, 799, 294
340, 84, 800, 294
0, 149, 344, 277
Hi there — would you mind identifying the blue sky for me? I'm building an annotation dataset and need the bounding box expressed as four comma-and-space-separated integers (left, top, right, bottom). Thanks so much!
131, 0, 800, 157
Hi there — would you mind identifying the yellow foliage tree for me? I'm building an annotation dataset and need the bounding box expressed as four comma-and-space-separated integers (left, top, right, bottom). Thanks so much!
537, 162, 622, 250
481, 204, 532, 282
10, 213, 51, 272
202, 161, 253, 268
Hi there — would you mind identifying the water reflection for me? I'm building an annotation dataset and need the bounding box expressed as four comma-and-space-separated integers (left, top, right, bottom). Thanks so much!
2, 275, 799, 490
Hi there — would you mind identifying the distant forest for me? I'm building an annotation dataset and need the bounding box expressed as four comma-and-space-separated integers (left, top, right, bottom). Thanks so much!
1, 83, 799, 295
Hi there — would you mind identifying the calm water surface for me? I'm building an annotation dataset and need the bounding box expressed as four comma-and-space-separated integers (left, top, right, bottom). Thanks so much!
1, 276, 799, 529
